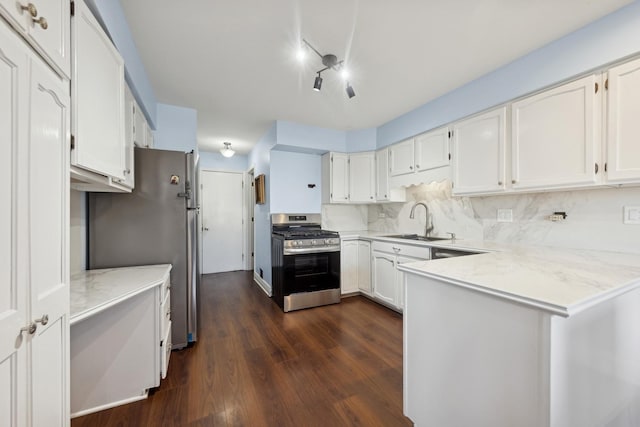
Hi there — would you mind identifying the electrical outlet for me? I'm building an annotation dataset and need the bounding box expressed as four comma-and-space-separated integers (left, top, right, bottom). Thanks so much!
378, 212, 386, 218
497, 209, 513, 223
623, 206, 640, 224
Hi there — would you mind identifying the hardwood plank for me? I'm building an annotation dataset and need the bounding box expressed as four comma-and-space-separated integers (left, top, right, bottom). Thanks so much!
71, 270, 412, 426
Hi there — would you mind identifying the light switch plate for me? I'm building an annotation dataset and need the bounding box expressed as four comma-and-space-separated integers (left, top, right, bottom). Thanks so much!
497, 209, 513, 223
623, 206, 640, 224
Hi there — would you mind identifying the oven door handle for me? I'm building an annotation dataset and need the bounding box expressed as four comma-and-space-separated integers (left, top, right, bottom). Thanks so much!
283, 246, 340, 255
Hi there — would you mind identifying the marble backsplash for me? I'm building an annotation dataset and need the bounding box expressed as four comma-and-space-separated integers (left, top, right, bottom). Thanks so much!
324, 180, 640, 254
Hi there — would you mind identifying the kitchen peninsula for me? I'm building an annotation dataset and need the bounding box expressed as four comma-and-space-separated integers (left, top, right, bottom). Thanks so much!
399, 245, 640, 427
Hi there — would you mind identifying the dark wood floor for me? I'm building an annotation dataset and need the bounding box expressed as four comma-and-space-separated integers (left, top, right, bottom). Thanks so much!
72, 271, 413, 426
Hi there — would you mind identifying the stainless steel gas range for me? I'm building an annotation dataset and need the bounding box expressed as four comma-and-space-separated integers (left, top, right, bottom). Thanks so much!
271, 213, 341, 312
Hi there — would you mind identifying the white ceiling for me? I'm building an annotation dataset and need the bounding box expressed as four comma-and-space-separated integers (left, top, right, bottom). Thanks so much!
120, 0, 632, 155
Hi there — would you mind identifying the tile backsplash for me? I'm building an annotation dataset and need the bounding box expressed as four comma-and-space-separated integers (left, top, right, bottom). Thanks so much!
325, 180, 640, 254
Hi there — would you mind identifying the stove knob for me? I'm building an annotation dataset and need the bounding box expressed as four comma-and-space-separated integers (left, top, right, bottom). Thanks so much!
312, 240, 317, 245
325, 239, 332, 245
292, 241, 298, 246
298, 240, 304, 246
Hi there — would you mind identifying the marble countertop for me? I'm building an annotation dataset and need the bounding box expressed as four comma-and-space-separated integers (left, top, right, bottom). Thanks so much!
398, 245, 640, 317
70, 264, 172, 325
338, 231, 640, 316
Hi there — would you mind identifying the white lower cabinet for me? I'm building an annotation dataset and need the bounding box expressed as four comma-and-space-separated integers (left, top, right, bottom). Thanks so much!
0, 21, 70, 427
372, 241, 430, 310
340, 239, 371, 295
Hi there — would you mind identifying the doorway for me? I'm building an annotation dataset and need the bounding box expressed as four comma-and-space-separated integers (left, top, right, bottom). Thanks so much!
201, 170, 244, 273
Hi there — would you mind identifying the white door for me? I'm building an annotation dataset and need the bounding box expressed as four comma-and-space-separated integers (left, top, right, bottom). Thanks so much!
511, 74, 601, 190
0, 25, 28, 427
452, 106, 508, 195
375, 148, 389, 201
349, 152, 375, 203
372, 252, 396, 306
389, 139, 414, 176
201, 171, 244, 273
414, 126, 450, 172
28, 56, 70, 427
340, 240, 359, 294
330, 152, 349, 203
606, 58, 640, 183
357, 240, 372, 294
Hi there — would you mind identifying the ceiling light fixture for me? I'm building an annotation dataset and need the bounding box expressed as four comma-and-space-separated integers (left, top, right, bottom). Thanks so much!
301, 38, 355, 99
220, 142, 235, 158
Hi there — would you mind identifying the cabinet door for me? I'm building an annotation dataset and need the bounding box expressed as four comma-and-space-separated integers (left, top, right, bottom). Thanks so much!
396, 255, 424, 310
340, 240, 359, 294
0, 25, 28, 427
144, 121, 154, 148
330, 153, 349, 203
121, 86, 135, 188
390, 139, 414, 176
372, 252, 396, 306
375, 148, 389, 201
357, 240, 372, 294
71, 0, 126, 181
0, 0, 70, 78
415, 126, 450, 172
28, 54, 70, 427
606, 58, 640, 183
349, 152, 375, 202
511, 75, 600, 190
452, 107, 507, 195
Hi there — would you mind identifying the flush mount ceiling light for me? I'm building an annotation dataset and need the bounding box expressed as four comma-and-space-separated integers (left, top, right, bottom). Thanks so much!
301, 38, 355, 99
220, 142, 235, 158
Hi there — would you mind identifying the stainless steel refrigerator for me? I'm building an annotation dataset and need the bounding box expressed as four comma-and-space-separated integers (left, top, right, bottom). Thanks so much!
88, 147, 200, 349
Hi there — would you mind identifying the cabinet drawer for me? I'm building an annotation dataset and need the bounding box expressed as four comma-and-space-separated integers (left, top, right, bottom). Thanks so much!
372, 241, 431, 260
161, 292, 171, 337
160, 320, 172, 380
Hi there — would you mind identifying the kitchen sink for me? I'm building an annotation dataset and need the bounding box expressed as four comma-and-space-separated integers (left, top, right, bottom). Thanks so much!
383, 234, 449, 242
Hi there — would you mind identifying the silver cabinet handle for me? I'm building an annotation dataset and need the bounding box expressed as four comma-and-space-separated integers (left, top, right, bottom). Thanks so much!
446, 232, 456, 241
203, 227, 209, 231
35, 314, 48, 326
21, 322, 37, 335
416, 164, 420, 168
392, 247, 400, 253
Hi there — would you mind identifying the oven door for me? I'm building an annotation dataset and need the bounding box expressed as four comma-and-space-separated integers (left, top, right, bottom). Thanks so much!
282, 251, 340, 295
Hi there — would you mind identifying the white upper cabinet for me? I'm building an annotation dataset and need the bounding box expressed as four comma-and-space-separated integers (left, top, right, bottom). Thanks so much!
349, 152, 375, 202
389, 139, 414, 176
71, 0, 125, 183
322, 152, 349, 203
122, 85, 136, 189
0, 0, 70, 78
452, 107, 508, 195
511, 75, 601, 190
375, 148, 390, 201
414, 126, 450, 172
605, 58, 640, 184
322, 151, 376, 204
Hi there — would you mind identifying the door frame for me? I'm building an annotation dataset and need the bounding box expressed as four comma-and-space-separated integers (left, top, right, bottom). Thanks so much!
199, 168, 246, 273
245, 168, 255, 271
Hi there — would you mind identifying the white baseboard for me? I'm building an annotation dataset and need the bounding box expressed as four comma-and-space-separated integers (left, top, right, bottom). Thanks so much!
253, 272, 271, 296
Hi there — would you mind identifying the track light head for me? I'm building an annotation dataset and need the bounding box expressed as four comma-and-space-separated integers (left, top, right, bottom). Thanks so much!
313, 74, 323, 91
346, 83, 355, 99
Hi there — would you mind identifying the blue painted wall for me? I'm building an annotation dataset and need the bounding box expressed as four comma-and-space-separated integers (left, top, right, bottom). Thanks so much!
248, 123, 277, 287
86, 0, 158, 127
199, 152, 249, 171
275, 121, 346, 153
346, 127, 377, 152
270, 151, 322, 213
377, 1, 640, 147
154, 104, 198, 152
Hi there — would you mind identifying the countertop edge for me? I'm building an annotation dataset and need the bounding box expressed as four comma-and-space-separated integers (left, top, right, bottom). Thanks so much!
398, 263, 570, 317
70, 266, 171, 325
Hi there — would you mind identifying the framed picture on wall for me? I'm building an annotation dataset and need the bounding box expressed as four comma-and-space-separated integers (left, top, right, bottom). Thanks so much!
255, 174, 266, 204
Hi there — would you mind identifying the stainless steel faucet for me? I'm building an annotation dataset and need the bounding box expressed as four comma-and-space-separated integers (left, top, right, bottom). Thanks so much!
409, 202, 434, 237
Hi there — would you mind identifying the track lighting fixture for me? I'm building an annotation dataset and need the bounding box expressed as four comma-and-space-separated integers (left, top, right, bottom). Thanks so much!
346, 82, 355, 99
313, 73, 323, 91
220, 142, 235, 158
300, 38, 355, 98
